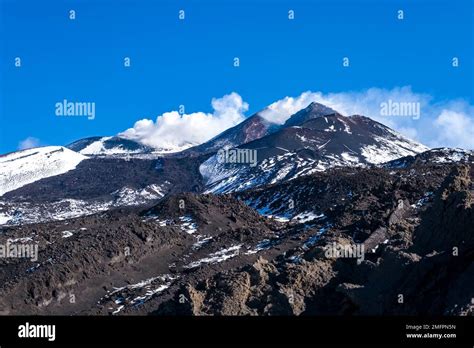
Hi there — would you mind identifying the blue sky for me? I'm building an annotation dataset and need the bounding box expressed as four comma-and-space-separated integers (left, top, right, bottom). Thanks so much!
1, 0, 473, 153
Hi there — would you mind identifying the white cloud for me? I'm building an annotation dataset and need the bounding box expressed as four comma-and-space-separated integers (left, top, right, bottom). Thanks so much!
18, 137, 40, 150
259, 91, 323, 124
260, 87, 474, 149
119, 92, 248, 151
119, 88, 473, 151
433, 109, 474, 149
260, 87, 432, 126
396, 127, 419, 141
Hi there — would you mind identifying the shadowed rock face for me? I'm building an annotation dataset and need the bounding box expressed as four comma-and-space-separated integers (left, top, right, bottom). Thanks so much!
149, 164, 474, 316
413, 165, 474, 255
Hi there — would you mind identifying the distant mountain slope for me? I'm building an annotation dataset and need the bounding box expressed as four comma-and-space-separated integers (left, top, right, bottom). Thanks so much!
0, 146, 86, 196
182, 113, 280, 156
67, 136, 156, 156
200, 103, 429, 193
183, 103, 339, 157
0, 152, 208, 225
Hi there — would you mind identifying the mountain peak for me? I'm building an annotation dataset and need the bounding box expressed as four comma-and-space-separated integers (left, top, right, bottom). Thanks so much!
182, 112, 280, 156
307, 101, 336, 112
284, 102, 338, 127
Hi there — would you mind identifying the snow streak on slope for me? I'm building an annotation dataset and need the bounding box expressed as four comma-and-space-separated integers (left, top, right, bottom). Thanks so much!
79, 137, 118, 155
112, 183, 168, 206
199, 152, 347, 194
200, 144, 427, 194
0, 146, 86, 196
0, 182, 170, 226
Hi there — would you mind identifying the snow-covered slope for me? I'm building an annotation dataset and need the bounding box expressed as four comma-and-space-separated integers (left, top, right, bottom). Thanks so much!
0, 146, 86, 197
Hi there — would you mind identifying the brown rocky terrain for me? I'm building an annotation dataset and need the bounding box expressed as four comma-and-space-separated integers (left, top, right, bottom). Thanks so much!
0, 162, 471, 316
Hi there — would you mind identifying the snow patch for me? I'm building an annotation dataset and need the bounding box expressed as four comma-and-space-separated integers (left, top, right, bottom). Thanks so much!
61, 230, 74, 238
0, 146, 86, 196
292, 212, 325, 224
184, 245, 242, 269
179, 216, 198, 234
